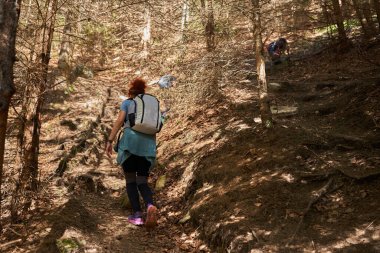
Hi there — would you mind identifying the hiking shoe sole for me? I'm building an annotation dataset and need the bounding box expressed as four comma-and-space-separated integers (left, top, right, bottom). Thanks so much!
145, 205, 158, 230
128, 217, 144, 226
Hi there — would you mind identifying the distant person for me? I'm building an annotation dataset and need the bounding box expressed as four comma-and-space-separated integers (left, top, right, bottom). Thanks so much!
106, 78, 158, 229
267, 38, 289, 64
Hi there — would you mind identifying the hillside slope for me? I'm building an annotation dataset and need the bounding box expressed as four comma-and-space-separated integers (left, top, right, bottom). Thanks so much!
2, 39, 380, 253
156, 43, 380, 252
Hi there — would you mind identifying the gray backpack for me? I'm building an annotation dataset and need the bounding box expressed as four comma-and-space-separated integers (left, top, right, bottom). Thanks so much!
128, 94, 162, 135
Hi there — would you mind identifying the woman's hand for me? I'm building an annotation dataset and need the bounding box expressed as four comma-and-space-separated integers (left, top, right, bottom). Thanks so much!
106, 141, 113, 157
106, 111, 127, 158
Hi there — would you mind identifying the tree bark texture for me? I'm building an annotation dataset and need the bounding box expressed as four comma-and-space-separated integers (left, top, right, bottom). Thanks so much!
58, 8, 75, 75
362, 0, 377, 34
341, 0, 349, 19
205, 0, 215, 51
352, 0, 373, 38
0, 0, 21, 227
11, 0, 58, 221
321, 0, 333, 39
331, 0, 348, 43
251, 0, 272, 127
373, 0, 380, 31
142, 0, 151, 59
181, 0, 190, 43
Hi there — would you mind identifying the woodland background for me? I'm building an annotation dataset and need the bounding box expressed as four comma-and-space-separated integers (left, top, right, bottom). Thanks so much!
0, 0, 380, 252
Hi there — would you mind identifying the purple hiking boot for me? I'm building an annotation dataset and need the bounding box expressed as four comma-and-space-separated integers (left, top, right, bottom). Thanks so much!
128, 211, 144, 226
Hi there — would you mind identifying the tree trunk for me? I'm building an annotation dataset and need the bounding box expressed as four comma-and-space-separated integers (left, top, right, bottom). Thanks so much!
362, 0, 377, 35
200, 0, 206, 24
331, 0, 348, 44
321, 0, 333, 40
24, 0, 33, 27
58, 8, 74, 76
142, 0, 151, 59
181, 0, 190, 43
11, 0, 58, 221
373, 0, 380, 32
251, 0, 272, 128
0, 0, 21, 228
341, 0, 349, 19
352, 0, 372, 38
205, 0, 215, 51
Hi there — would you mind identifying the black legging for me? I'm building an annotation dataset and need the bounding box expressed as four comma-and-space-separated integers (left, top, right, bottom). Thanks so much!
122, 154, 154, 213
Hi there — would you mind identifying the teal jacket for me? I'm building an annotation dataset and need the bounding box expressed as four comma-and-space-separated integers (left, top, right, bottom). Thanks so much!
116, 128, 156, 168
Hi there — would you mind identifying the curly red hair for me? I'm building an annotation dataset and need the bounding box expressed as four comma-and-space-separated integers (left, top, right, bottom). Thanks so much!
128, 78, 147, 97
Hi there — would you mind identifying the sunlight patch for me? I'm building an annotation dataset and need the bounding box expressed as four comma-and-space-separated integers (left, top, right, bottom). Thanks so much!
250, 173, 271, 187
280, 173, 295, 183
319, 223, 380, 251
270, 105, 298, 114
168, 211, 182, 217
77, 99, 101, 109
226, 119, 252, 132
227, 232, 255, 252
223, 215, 246, 225
196, 183, 214, 195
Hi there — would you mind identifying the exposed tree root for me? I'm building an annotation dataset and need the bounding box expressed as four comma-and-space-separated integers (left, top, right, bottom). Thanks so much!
0, 239, 22, 251
301, 145, 380, 180
55, 88, 110, 176
299, 168, 380, 181
288, 177, 335, 245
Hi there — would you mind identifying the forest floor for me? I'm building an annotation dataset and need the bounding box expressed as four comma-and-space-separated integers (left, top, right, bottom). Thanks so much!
2, 41, 380, 253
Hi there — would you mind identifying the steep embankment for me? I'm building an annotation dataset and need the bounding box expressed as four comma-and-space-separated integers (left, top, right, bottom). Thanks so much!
156, 44, 380, 252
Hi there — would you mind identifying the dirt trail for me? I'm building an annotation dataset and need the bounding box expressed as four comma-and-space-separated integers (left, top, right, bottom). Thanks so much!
2, 73, 199, 253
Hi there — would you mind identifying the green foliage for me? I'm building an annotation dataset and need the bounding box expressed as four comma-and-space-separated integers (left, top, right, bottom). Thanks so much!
155, 174, 166, 191
344, 19, 361, 29
56, 238, 81, 253
56, 15, 66, 27
188, 19, 205, 34
83, 23, 116, 47
179, 211, 191, 224
316, 19, 361, 35
120, 192, 131, 209
64, 84, 76, 94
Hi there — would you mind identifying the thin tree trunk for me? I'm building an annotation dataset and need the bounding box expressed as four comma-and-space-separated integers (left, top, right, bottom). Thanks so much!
353, 0, 372, 38
373, 0, 380, 31
205, 0, 215, 51
341, 0, 349, 20
251, 0, 272, 128
58, 8, 74, 76
200, 0, 206, 25
11, 0, 58, 221
142, 0, 151, 59
331, 0, 348, 43
24, 0, 33, 27
362, 0, 377, 35
0, 0, 21, 229
321, 0, 333, 40
181, 0, 189, 43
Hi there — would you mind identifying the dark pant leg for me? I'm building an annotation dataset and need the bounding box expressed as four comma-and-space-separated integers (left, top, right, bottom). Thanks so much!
135, 157, 154, 207
137, 176, 154, 206
122, 156, 141, 213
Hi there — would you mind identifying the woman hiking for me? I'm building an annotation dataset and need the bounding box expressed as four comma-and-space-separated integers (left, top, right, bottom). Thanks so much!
106, 78, 158, 229
267, 37, 290, 64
